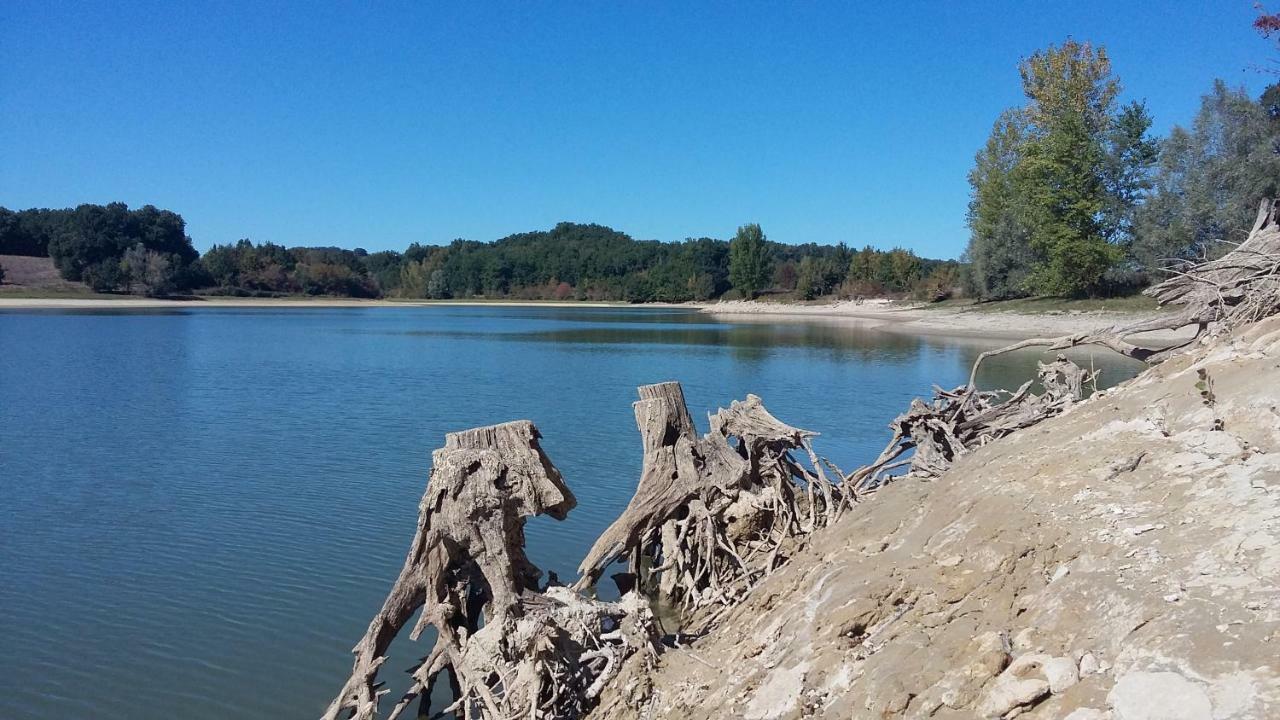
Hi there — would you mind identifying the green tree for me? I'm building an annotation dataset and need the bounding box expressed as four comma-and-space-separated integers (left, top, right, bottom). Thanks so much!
728, 223, 773, 298
1101, 101, 1160, 247
966, 40, 1155, 299
1016, 40, 1123, 296
795, 256, 822, 300
848, 245, 879, 282
398, 260, 429, 298
1132, 80, 1280, 275
44, 203, 199, 292
966, 111, 1037, 299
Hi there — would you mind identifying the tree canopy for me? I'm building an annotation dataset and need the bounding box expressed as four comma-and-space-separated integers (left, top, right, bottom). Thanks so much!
959, 36, 1280, 300
728, 224, 774, 299
966, 40, 1158, 299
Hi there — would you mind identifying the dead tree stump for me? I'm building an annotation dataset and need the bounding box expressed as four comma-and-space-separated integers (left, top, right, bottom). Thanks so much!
323, 421, 656, 720
576, 382, 847, 621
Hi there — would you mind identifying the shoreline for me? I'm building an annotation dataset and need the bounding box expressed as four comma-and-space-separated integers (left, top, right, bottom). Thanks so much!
690, 298, 1191, 343
0, 295, 1190, 344
0, 296, 636, 309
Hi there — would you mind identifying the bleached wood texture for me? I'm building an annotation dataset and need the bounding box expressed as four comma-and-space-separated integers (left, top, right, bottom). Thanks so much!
323, 420, 657, 720
576, 383, 848, 622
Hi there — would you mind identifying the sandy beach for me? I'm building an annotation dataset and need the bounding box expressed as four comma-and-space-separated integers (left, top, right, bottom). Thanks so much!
0, 295, 1190, 344
692, 298, 1192, 343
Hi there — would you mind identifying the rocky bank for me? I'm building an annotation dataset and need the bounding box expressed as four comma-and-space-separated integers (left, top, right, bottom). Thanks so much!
592, 316, 1280, 718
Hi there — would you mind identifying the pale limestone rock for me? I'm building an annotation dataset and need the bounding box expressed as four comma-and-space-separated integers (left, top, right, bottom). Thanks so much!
1064, 710, 1109, 720
1108, 672, 1212, 720
1044, 656, 1080, 694
976, 675, 1049, 718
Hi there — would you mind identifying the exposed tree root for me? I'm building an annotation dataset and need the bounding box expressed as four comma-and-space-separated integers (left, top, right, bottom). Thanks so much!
323, 421, 658, 720
574, 383, 849, 625
847, 356, 1096, 491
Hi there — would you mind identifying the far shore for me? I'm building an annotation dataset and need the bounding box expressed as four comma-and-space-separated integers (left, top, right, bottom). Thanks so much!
690, 298, 1191, 343
0, 296, 634, 309
0, 294, 1190, 344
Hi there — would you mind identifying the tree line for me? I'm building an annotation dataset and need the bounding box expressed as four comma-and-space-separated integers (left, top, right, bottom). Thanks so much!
965, 37, 1280, 299
0, 205, 955, 301
10, 35, 1273, 303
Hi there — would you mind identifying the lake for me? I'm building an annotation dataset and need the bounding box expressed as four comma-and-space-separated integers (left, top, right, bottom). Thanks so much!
0, 305, 1141, 719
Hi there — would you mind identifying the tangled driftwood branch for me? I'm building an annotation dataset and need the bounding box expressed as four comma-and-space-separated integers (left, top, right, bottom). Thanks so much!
852, 198, 1280, 493
848, 356, 1096, 491
323, 421, 658, 720
574, 382, 848, 622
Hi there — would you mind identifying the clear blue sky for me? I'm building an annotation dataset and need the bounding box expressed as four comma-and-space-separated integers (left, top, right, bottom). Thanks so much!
0, 2, 1271, 258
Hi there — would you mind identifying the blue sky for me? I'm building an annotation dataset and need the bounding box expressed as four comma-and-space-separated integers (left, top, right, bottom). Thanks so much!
0, 2, 1272, 258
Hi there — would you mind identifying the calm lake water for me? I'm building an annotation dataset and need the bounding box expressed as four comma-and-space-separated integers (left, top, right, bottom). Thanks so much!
0, 306, 1140, 719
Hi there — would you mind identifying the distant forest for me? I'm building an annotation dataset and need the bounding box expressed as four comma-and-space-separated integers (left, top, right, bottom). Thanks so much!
0, 205, 956, 302
7, 25, 1280, 303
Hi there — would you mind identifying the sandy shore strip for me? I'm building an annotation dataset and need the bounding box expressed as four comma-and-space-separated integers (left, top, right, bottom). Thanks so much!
0, 295, 1192, 344
693, 298, 1193, 343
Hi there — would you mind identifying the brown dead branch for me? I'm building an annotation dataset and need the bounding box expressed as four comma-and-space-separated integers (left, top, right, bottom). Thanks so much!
848, 356, 1097, 491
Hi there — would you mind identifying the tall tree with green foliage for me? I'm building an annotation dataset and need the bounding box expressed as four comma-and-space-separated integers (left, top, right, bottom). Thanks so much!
1132, 80, 1280, 275
966, 40, 1157, 298
966, 110, 1037, 299
1016, 40, 1124, 296
728, 223, 773, 298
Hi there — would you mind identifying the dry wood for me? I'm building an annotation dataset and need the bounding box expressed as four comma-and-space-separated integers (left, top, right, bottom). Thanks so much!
849, 198, 1280, 494
576, 383, 848, 620
323, 421, 658, 720
847, 356, 1097, 491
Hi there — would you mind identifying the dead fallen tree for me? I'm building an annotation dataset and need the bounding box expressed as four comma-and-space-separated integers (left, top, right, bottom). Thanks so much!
848, 355, 1096, 491
850, 198, 1280, 492
575, 382, 847, 619
323, 421, 658, 720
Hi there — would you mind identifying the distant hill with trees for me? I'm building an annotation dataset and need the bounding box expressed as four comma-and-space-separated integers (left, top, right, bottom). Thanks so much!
0, 204, 955, 302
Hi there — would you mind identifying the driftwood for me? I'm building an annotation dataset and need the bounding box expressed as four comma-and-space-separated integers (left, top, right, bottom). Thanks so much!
323, 421, 658, 720
850, 197, 1280, 492
848, 356, 1096, 491
575, 382, 848, 619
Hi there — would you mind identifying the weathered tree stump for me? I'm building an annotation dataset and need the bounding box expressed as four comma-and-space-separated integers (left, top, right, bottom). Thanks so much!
323, 420, 657, 720
576, 383, 847, 621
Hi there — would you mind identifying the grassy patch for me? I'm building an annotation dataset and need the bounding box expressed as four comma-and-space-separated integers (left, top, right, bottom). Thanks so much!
0, 286, 122, 300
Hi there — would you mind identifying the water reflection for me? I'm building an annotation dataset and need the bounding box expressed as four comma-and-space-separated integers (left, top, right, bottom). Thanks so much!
0, 305, 1143, 720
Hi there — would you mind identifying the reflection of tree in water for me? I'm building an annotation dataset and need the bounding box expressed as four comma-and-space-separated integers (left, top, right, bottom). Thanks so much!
521, 320, 928, 361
